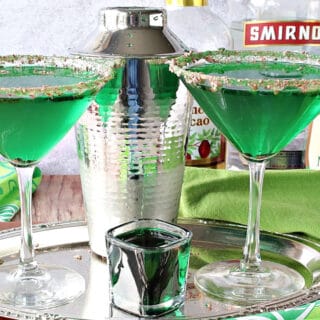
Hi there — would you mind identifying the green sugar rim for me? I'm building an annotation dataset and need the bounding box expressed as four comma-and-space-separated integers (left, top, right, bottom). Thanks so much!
0, 55, 123, 99
170, 49, 320, 93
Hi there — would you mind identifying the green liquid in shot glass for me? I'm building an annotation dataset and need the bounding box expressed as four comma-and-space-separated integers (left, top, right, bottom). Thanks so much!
108, 226, 191, 317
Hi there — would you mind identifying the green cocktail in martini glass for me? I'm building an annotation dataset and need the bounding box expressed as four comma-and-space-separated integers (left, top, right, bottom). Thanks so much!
0, 55, 113, 309
171, 50, 320, 304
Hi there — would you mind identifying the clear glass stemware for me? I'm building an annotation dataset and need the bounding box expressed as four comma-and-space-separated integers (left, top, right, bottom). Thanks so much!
171, 49, 320, 304
0, 55, 113, 309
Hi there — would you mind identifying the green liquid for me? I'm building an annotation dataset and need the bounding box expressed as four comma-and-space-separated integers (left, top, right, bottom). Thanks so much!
148, 62, 180, 119
95, 66, 124, 122
117, 227, 183, 247
0, 66, 97, 163
185, 62, 320, 159
88, 60, 183, 173
95, 61, 179, 122
109, 227, 190, 316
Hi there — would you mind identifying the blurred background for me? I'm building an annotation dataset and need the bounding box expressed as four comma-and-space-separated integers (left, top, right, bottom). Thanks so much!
0, 0, 231, 174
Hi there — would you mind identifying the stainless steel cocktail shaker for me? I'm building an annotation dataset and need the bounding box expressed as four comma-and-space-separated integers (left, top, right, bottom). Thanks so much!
75, 7, 191, 256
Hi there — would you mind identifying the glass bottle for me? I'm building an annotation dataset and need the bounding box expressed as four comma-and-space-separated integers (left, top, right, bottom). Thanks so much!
165, 0, 232, 168
223, 0, 320, 170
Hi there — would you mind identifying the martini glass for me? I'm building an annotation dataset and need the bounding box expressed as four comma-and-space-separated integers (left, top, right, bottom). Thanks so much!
171, 50, 320, 304
0, 55, 113, 309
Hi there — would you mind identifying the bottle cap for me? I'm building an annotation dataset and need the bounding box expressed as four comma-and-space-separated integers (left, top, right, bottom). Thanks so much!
166, 0, 208, 6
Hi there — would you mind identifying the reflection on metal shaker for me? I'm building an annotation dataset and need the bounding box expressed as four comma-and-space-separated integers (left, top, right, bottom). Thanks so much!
75, 7, 191, 256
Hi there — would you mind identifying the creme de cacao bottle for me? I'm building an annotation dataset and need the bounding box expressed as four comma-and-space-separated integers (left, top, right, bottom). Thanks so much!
165, 0, 232, 168
222, 0, 320, 170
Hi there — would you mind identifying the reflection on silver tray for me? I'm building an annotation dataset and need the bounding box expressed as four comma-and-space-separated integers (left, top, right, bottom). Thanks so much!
1, 219, 320, 319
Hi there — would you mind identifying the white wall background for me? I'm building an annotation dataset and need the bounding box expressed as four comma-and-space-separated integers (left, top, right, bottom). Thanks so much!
0, 0, 230, 174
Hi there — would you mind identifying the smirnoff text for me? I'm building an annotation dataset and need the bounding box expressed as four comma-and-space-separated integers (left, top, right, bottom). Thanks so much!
244, 21, 320, 46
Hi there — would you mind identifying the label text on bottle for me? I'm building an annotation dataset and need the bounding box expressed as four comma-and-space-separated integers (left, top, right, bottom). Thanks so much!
244, 20, 320, 46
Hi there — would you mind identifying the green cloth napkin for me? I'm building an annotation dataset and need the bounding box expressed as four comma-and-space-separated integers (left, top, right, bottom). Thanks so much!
0, 161, 42, 221
179, 167, 320, 320
231, 300, 320, 320
179, 167, 320, 238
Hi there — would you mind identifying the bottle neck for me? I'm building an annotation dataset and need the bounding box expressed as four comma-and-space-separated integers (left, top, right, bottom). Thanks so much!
165, 0, 208, 6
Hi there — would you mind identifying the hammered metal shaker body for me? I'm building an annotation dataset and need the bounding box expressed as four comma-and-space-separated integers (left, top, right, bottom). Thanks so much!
75, 7, 191, 256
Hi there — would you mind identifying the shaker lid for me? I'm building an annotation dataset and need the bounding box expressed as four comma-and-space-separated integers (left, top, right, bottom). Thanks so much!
75, 7, 188, 58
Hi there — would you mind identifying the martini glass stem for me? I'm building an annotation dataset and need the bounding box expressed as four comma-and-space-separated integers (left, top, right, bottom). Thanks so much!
241, 160, 266, 272
16, 165, 38, 272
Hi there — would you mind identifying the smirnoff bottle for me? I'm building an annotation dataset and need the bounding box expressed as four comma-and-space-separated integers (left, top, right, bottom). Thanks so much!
165, 0, 232, 167
231, 0, 320, 51
224, 0, 320, 170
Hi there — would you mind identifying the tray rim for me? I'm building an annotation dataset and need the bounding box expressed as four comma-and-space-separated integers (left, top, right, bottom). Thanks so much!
0, 218, 320, 320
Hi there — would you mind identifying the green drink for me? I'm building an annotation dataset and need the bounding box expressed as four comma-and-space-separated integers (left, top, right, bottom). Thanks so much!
0, 66, 101, 163
171, 50, 320, 304
0, 55, 114, 309
185, 61, 320, 159
106, 219, 192, 317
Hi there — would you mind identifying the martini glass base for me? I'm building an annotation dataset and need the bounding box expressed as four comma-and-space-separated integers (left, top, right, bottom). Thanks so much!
0, 264, 85, 309
194, 260, 305, 306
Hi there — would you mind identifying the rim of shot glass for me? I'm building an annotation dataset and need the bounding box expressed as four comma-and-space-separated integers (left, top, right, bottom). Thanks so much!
170, 49, 320, 94
0, 54, 120, 99
106, 218, 192, 251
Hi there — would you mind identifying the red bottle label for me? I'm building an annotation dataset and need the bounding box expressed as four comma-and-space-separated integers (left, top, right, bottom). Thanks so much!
244, 20, 320, 46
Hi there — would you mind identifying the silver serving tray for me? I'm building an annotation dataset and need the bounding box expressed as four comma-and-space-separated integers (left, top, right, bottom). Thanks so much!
1, 219, 320, 320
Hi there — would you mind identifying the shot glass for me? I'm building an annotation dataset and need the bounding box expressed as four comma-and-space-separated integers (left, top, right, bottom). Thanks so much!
106, 219, 192, 317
